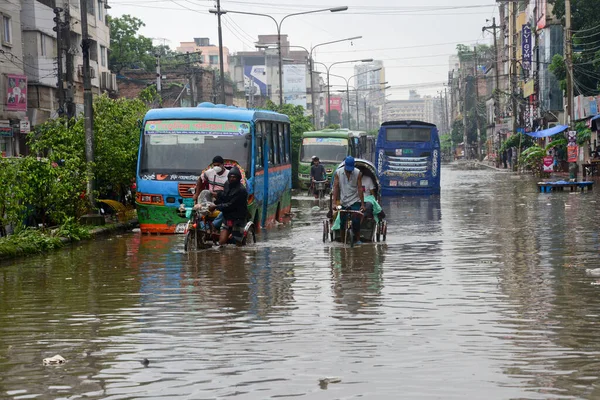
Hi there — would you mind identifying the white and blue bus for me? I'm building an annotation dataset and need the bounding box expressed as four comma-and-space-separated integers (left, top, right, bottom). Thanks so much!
375, 120, 441, 196
136, 103, 292, 233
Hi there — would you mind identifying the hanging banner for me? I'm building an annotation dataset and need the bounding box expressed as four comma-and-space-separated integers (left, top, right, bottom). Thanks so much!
283, 64, 307, 109
567, 145, 578, 163
543, 156, 554, 172
243, 65, 267, 96
5, 74, 27, 112
522, 24, 532, 70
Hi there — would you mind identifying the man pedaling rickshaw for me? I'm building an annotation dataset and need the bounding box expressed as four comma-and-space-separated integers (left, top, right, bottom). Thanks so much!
332, 156, 366, 245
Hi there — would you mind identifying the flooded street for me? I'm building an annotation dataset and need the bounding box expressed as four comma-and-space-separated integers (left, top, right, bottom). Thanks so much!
4, 166, 600, 399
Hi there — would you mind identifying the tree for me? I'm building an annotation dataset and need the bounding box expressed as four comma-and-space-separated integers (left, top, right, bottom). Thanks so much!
264, 101, 313, 187
108, 15, 155, 73
549, 0, 600, 95
325, 110, 341, 125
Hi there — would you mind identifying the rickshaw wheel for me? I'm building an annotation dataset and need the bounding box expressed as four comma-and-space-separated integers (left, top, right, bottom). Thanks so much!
346, 228, 354, 248
184, 230, 196, 252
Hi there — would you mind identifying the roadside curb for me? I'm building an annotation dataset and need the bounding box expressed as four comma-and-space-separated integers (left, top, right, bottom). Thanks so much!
0, 219, 139, 263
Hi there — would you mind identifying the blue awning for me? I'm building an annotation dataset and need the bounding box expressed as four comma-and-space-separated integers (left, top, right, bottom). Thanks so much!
592, 115, 600, 121
524, 124, 569, 138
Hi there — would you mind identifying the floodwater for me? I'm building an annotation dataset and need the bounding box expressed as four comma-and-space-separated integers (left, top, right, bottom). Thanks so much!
3, 166, 600, 399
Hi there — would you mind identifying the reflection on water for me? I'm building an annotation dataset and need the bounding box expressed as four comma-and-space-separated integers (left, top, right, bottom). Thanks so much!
5, 167, 600, 398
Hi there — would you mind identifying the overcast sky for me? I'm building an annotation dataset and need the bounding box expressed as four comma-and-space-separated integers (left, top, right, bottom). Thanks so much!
109, 0, 499, 100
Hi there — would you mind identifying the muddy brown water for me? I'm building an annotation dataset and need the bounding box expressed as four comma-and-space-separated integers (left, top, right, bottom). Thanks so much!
2, 166, 600, 399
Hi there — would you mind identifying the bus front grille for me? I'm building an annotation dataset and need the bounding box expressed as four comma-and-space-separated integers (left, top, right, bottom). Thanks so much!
178, 183, 196, 198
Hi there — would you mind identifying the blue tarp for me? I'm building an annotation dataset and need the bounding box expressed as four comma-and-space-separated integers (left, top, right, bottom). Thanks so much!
524, 125, 569, 138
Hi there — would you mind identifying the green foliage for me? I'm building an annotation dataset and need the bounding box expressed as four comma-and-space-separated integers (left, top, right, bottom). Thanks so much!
0, 228, 63, 257
440, 133, 452, 154
326, 110, 341, 125
326, 124, 341, 129
519, 145, 547, 175
139, 85, 162, 105
500, 133, 534, 154
53, 218, 91, 241
0, 159, 26, 235
108, 15, 155, 73
549, 54, 567, 92
264, 100, 314, 187
576, 121, 592, 146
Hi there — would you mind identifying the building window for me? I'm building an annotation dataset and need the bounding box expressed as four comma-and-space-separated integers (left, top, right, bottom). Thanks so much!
209, 55, 218, 65
100, 45, 106, 67
87, 0, 95, 16
40, 33, 47, 56
2, 15, 12, 45
97, 0, 103, 21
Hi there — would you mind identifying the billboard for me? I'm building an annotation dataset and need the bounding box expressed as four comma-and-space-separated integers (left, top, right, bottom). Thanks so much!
243, 66, 267, 96
522, 24, 532, 70
5, 74, 27, 112
283, 64, 307, 108
329, 96, 342, 113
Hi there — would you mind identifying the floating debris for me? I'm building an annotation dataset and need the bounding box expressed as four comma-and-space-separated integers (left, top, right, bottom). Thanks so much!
319, 377, 341, 389
131, 228, 141, 233
141, 358, 150, 367
43, 355, 66, 365
311, 206, 320, 211
586, 269, 600, 277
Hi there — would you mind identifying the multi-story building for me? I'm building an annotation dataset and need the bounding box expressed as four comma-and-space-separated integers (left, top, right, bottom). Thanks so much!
177, 38, 229, 74
354, 60, 385, 129
383, 91, 438, 124
1, 0, 26, 156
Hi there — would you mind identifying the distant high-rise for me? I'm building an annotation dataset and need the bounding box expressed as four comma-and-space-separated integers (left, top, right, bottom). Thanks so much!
353, 60, 386, 129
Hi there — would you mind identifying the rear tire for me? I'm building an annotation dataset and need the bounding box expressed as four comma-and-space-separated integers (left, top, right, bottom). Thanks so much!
242, 224, 256, 246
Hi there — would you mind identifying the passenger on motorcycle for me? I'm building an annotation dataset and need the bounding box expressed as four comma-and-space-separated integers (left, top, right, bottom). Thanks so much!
310, 156, 326, 199
208, 167, 248, 246
194, 155, 229, 229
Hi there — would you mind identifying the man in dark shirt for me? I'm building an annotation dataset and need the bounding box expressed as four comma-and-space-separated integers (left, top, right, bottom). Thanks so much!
208, 166, 248, 246
310, 157, 327, 199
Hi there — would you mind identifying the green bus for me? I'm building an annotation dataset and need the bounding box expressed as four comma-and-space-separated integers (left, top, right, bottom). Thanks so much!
298, 129, 362, 190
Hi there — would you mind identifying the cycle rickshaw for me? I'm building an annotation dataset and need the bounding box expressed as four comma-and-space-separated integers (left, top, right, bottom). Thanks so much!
322, 159, 387, 247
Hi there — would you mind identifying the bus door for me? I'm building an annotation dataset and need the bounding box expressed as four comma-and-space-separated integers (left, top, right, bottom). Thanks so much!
252, 121, 266, 228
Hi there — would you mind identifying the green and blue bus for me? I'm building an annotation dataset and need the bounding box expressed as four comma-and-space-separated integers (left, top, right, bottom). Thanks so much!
376, 120, 441, 196
297, 129, 366, 189
136, 103, 292, 234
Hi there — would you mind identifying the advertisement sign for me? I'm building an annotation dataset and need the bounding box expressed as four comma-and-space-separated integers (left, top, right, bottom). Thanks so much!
567, 145, 578, 163
283, 64, 307, 108
329, 96, 342, 113
543, 156, 554, 172
567, 130, 577, 145
536, 0, 547, 30
523, 80, 534, 98
144, 120, 251, 136
5, 74, 27, 112
20, 117, 30, 134
522, 24, 532, 70
243, 66, 267, 96
0, 120, 12, 137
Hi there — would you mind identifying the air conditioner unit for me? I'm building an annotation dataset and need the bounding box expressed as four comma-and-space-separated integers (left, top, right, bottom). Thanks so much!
100, 71, 110, 89
77, 65, 96, 79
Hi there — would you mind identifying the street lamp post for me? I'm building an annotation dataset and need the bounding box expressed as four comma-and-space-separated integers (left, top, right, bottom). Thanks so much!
314, 59, 373, 126
355, 81, 387, 129
210, 6, 348, 106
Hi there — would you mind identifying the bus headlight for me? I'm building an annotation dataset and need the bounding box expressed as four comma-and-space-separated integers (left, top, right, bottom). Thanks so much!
141, 195, 151, 202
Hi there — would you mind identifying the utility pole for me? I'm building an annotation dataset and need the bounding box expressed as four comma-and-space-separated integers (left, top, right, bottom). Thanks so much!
483, 17, 501, 162
310, 57, 317, 127
511, 1, 518, 141
155, 54, 161, 93
355, 89, 360, 130
461, 69, 468, 159
64, 7, 75, 120
474, 46, 482, 161
80, 0, 95, 210
186, 53, 195, 106
216, 0, 226, 104
53, 7, 65, 116
565, 0, 574, 126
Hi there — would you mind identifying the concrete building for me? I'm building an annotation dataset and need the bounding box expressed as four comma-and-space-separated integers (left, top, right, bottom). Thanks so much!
383, 91, 437, 124
176, 38, 230, 74
354, 60, 385, 129
1, 0, 27, 156
19, 0, 114, 127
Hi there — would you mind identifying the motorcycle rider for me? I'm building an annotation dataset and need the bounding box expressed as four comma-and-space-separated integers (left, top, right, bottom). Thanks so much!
208, 166, 248, 246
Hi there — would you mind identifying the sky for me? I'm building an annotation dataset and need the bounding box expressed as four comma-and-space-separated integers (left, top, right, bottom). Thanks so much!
108, 0, 499, 100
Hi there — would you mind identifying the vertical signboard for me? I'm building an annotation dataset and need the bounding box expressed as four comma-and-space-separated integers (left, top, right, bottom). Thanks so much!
283, 64, 307, 108
5, 74, 27, 112
522, 24, 532, 71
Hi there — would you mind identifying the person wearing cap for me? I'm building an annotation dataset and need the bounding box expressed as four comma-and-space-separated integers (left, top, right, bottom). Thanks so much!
310, 156, 326, 199
332, 156, 365, 244
208, 166, 248, 246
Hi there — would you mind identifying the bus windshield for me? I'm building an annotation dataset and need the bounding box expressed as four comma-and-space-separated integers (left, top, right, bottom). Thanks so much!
301, 138, 348, 163
386, 128, 431, 142
140, 119, 250, 175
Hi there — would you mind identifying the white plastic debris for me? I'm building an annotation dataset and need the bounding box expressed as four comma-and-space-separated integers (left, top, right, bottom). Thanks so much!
43, 355, 66, 365
586, 268, 600, 277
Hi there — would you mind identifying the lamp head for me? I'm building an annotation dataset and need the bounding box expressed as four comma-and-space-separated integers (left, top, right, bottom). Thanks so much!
361, 59, 373, 62
330, 6, 348, 12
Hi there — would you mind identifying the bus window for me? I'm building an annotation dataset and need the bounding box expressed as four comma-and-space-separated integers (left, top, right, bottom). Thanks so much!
256, 122, 264, 170
273, 123, 280, 165
284, 124, 290, 163
277, 123, 285, 163
267, 122, 274, 166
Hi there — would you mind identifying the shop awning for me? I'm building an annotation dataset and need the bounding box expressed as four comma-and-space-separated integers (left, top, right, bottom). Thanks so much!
524, 124, 569, 138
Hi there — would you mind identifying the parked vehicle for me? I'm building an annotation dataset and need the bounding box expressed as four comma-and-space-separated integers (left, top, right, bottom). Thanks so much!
136, 103, 292, 233
375, 120, 441, 195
